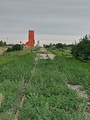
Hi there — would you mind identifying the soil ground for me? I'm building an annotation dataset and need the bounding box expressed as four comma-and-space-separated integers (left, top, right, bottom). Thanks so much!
67, 84, 90, 116
0, 50, 3, 55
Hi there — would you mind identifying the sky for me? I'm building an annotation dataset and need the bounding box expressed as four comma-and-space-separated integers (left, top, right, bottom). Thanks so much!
0, 0, 90, 46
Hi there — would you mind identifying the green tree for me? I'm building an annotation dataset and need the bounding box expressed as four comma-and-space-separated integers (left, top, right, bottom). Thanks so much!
6, 47, 12, 52
3, 41, 6, 46
6, 44, 23, 52
56, 43, 64, 49
12, 44, 23, 51
0, 40, 3, 46
0, 40, 7, 46
71, 35, 90, 61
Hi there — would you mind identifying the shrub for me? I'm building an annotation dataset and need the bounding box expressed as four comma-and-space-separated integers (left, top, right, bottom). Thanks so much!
71, 35, 90, 61
12, 44, 23, 51
6, 48, 12, 52
6, 44, 23, 52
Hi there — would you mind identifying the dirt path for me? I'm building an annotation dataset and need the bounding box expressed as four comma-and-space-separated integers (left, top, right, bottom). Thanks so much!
13, 47, 55, 119
67, 84, 90, 117
67, 84, 88, 98
0, 93, 3, 106
14, 80, 25, 120
36, 47, 55, 60
0, 50, 3, 55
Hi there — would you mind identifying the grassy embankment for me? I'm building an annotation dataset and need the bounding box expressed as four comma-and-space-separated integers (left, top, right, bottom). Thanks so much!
0, 48, 90, 120
19, 48, 90, 120
0, 48, 36, 119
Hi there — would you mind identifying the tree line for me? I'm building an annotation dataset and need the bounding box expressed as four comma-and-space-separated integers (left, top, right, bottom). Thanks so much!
43, 35, 90, 62
0, 40, 7, 46
43, 43, 69, 49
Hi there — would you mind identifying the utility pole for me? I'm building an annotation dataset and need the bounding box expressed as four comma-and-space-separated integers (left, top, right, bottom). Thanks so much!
7, 38, 8, 44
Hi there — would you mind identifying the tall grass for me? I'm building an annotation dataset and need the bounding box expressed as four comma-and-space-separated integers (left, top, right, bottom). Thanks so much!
19, 50, 90, 120
0, 50, 36, 119
0, 48, 90, 120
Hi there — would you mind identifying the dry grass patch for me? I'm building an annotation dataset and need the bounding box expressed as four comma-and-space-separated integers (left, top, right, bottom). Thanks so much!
0, 93, 3, 106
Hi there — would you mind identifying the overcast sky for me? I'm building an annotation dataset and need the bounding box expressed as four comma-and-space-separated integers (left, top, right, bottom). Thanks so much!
0, 0, 90, 45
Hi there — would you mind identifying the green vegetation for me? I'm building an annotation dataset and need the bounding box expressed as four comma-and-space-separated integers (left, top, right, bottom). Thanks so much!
6, 44, 23, 52
0, 49, 36, 120
43, 43, 68, 50
0, 47, 90, 120
71, 35, 90, 61
0, 40, 7, 46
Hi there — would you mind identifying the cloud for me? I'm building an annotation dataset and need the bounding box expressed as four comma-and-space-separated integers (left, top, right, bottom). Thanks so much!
0, 0, 90, 44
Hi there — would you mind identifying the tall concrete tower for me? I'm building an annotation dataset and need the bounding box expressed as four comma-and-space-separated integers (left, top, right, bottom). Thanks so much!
24, 30, 35, 47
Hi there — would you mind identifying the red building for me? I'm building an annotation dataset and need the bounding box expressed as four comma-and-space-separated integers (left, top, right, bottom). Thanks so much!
24, 30, 35, 47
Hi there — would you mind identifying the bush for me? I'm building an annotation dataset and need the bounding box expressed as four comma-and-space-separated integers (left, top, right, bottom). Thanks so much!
71, 35, 90, 61
12, 44, 23, 51
6, 48, 12, 52
6, 44, 23, 52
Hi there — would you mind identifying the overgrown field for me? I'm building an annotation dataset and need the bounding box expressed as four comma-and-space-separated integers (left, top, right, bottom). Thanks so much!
0, 49, 36, 119
0, 48, 90, 120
